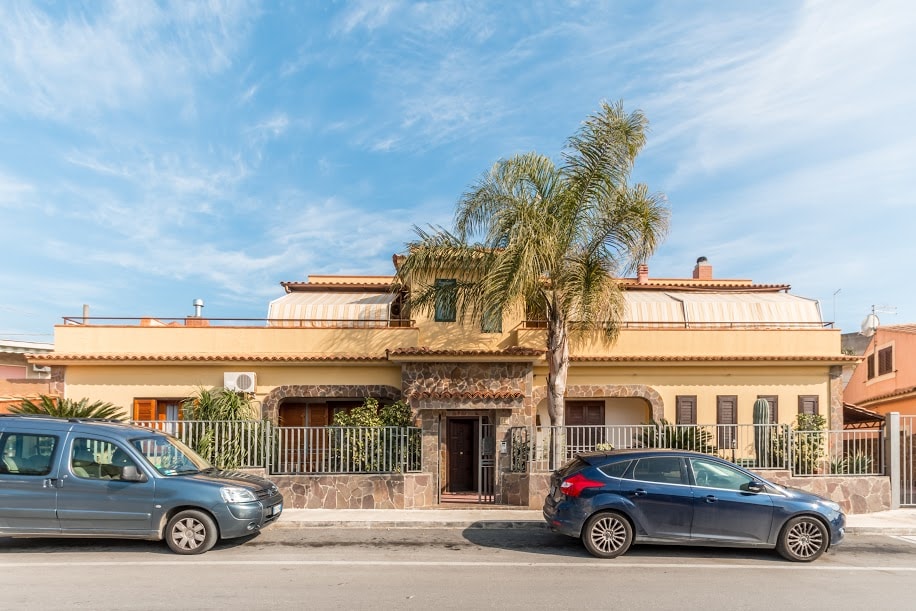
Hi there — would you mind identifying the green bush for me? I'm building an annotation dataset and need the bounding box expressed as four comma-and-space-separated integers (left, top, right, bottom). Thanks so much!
634, 419, 715, 453
11, 395, 123, 420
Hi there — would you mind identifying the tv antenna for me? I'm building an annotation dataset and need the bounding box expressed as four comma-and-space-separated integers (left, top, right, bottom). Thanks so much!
859, 304, 896, 337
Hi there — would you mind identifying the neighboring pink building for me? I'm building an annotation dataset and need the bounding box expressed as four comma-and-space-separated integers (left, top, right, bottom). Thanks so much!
844, 324, 916, 416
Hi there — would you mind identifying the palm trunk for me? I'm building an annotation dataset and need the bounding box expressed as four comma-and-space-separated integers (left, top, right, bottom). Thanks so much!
546, 317, 570, 427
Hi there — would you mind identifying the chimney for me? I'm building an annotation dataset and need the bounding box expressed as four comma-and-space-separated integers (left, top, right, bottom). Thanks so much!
693, 256, 712, 280
637, 264, 649, 284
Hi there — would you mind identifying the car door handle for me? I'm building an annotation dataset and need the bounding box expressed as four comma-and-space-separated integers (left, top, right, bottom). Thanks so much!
633, 489, 647, 497
704, 495, 718, 503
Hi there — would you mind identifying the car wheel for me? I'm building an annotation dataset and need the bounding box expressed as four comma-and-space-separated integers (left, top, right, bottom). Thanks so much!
777, 516, 828, 562
166, 510, 218, 555
581, 511, 633, 559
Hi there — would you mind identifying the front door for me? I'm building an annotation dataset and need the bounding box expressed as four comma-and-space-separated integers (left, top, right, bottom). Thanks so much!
447, 419, 477, 492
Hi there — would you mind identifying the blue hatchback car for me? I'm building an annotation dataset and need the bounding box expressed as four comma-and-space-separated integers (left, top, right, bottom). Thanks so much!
543, 449, 845, 562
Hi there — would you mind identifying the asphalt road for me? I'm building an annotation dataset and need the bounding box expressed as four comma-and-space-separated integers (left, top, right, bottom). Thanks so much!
2, 529, 915, 610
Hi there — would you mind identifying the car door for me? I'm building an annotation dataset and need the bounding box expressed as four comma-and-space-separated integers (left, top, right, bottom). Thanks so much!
57, 436, 156, 534
688, 456, 774, 543
0, 430, 61, 533
618, 456, 693, 540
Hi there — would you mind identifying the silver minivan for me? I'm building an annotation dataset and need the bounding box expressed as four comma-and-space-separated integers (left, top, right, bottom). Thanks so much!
0, 414, 283, 554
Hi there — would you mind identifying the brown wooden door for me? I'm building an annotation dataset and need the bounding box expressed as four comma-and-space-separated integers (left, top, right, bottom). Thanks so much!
447, 419, 477, 492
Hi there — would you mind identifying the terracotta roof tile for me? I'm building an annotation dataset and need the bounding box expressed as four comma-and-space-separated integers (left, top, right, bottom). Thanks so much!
571, 355, 859, 363
31, 353, 388, 363
879, 324, 916, 335
388, 346, 543, 358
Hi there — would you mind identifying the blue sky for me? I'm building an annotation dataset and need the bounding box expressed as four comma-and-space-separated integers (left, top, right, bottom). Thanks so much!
1, 0, 914, 341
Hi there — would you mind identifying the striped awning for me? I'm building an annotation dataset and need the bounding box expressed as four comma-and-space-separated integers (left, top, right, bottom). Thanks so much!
267, 292, 398, 328
622, 292, 822, 328
622, 291, 686, 327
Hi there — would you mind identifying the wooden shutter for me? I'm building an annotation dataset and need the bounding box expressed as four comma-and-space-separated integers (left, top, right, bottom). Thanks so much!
867, 354, 875, 379
717, 396, 737, 449
133, 399, 157, 422
676, 396, 697, 425
878, 347, 893, 376
798, 396, 819, 416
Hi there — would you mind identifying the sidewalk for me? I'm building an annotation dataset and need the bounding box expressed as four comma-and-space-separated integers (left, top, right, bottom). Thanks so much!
274, 507, 916, 535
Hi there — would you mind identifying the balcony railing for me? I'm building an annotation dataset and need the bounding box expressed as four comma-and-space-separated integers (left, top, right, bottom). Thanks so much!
510, 424, 884, 477
133, 420, 422, 475
63, 317, 415, 328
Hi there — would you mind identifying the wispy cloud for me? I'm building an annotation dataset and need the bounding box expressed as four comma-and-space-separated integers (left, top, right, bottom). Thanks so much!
0, 0, 256, 120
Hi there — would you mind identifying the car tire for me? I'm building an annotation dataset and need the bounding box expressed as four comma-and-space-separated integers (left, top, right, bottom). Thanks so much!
581, 511, 633, 559
776, 516, 828, 562
166, 510, 219, 555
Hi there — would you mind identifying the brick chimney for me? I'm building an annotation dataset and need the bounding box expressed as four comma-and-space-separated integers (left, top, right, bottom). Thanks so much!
637, 264, 649, 284
693, 256, 712, 280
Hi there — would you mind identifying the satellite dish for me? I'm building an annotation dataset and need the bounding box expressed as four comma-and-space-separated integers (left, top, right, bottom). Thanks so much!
860, 313, 879, 337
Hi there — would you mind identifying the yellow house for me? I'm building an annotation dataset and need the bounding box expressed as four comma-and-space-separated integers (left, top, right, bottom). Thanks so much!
31, 257, 857, 508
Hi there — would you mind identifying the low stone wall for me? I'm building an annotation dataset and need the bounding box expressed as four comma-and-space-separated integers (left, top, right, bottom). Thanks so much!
271, 473, 435, 509
515, 470, 891, 514
756, 471, 890, 514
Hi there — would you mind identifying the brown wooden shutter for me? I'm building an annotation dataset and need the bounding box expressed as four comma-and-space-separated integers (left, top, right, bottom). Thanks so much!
867, 354, 875, 379
716, 396, 737, 449
878, 347, 893, 376
676, 396, 697, 425
133, 399, 157, 422
798, 395, 819, 416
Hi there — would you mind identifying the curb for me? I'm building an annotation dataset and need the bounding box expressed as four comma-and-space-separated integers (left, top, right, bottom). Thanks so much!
273, 520, 548, 530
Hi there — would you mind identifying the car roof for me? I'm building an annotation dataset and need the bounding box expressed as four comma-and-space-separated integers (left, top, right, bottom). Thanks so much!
0, 414, 162, 437
576, 448, 711, 462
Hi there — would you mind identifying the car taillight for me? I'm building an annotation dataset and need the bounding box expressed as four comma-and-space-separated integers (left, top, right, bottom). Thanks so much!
559, 473, 604, 497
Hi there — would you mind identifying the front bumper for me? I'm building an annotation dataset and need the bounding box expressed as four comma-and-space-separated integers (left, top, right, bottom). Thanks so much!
213, 492, 284, 540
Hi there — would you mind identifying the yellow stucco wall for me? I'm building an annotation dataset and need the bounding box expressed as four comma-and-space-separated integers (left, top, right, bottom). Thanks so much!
63, 363, 403, 416
531, 363, 831, 426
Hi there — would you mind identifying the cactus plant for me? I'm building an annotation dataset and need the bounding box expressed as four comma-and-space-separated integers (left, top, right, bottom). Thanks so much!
753, 398, 772, 467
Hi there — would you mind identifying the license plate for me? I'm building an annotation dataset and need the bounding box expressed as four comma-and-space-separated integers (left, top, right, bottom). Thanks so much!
271, 503, 282, 516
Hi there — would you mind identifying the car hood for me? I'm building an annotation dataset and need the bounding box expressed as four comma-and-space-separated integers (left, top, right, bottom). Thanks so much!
183, 468, 274, 492
776, 484, 835, 506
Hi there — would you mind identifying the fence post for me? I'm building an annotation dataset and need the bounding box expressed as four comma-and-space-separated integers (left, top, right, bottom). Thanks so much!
886, 412, 900, 510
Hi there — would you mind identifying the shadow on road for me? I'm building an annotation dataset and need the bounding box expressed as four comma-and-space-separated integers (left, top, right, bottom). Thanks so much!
460, 523, 789, 563
0, 532, 261, 555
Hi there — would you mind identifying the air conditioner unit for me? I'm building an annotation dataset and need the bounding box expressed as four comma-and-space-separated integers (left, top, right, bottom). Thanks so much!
32, 364, 51, 374
224, 372, 257, 393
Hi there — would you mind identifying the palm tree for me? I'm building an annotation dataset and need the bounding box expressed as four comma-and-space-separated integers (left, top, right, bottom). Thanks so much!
396, 100, 669, 426
10, 395, 123, 420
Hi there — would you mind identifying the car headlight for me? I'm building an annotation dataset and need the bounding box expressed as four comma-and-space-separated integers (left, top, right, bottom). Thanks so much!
220, 486, 257, 503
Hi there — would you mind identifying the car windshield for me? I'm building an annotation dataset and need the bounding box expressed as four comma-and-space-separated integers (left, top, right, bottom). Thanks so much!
131, 435, 211, 476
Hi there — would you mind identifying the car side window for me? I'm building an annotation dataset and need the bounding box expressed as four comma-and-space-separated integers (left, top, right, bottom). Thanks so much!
629, 457, 686, 485
71, 438, 139, 481
690, 457, 752, 491
0, 432, 58, 476
598, 460, 630, 479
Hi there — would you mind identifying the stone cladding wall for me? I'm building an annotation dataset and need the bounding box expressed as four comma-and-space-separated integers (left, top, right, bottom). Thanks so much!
271, 473, 435, 509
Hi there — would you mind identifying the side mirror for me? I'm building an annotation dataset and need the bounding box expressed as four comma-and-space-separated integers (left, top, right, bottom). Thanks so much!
121, 465, 148, 483
746, 481, 765, 493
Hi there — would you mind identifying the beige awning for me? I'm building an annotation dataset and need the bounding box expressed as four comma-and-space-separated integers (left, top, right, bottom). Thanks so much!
268, 292, 398, 328
622, 291, 686, 327
622, 292, 822, 328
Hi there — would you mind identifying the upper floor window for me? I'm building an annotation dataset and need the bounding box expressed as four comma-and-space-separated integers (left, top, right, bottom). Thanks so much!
481, 306, 502, 333
867, 354, 875, 379
434, 279, 457, 322
878, 346, 893, 376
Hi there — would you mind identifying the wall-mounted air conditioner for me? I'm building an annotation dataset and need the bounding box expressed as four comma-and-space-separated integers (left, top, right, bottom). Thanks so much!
223, 371, 257, 393
32, 364, 51, 374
